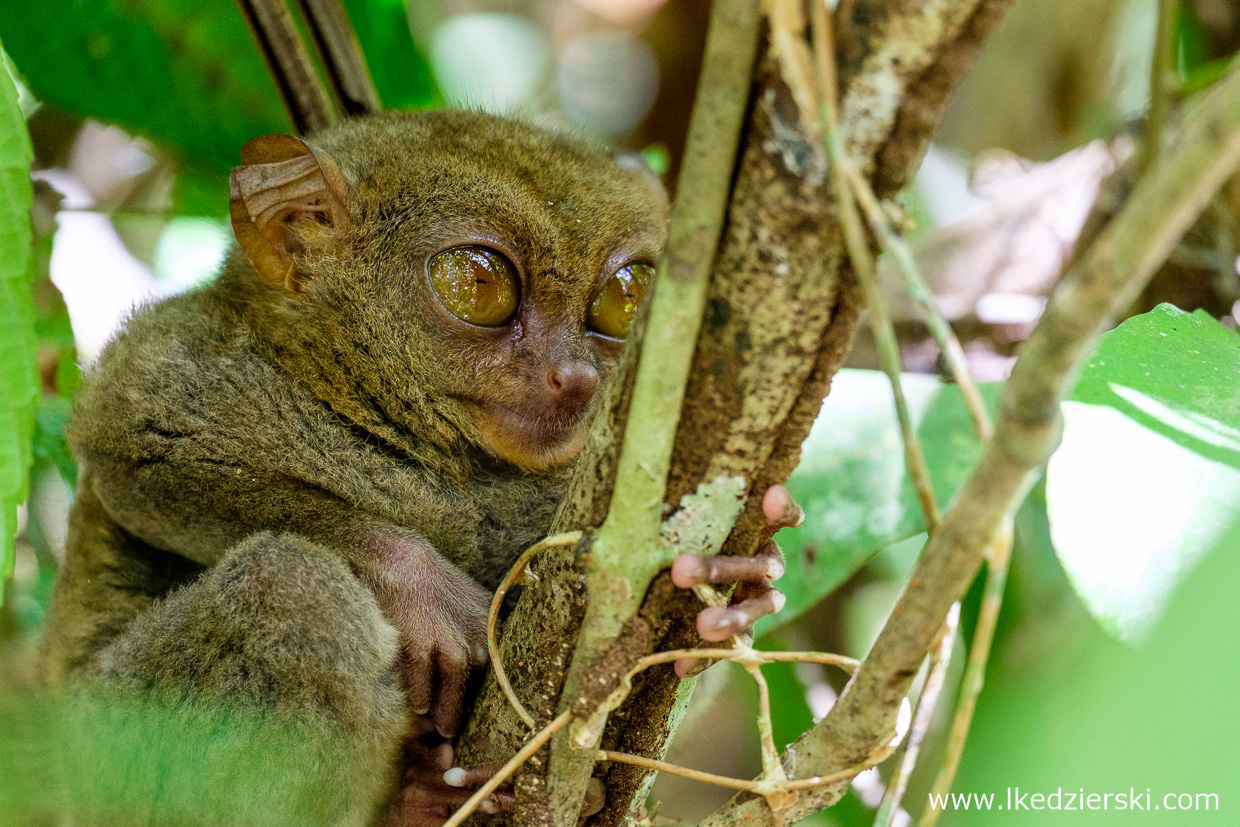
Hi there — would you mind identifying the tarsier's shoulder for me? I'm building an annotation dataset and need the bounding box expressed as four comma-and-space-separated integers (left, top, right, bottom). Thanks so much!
69, 287, 288, 461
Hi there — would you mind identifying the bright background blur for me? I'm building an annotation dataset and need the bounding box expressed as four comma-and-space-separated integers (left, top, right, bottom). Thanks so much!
2, 1, 1239, 824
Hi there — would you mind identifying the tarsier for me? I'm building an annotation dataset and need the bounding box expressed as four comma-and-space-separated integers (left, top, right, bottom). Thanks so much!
41, 110, 793, 825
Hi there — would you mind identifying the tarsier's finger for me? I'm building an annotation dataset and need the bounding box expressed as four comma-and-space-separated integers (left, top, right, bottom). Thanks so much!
582, 778, 606, 817
674, 656, 715, 678
400, 651, 434, 716
670, 552, 785, 589
432, 648, 470, 737
479, 791, 516, 814
442, 762, 506, 788
696, 587, 786, 642
762, 483, 804, 530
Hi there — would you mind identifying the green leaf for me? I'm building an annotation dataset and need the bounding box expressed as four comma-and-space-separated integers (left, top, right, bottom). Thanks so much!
0, 1, 437, 215
0, 43, 37, 601
0, 1, 290, 214
757, 370, 1000, 636
34, 398, 76, 491
341, 0, 439, 111
1047, 304, 1240, 642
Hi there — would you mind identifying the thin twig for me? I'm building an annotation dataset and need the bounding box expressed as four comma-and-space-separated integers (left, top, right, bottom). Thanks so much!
635, 648, 858, 674
1139, 0, 1180, 175
487, 532, 583, 728
745, 661, 790, 796
749, 56, 1240, 826
839, 163, 993, 441
918, 526, 1011, 827
873, 602, 960, 827
575, 645, 858, 748
442, 711, 572, 827
597, 744, 899, 795
234, 0, 336, 133
807, 0, 942, 529
294, 0, 381, 115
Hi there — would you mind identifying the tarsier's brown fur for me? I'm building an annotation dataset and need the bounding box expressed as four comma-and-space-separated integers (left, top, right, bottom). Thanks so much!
41, 110, 667, 825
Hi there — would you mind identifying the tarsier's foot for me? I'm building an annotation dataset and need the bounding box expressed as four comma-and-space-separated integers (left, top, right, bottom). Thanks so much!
670, 484, 802, 677
442, 765, 605, 821
385, 744, 604, 824
382, 726, 514, 826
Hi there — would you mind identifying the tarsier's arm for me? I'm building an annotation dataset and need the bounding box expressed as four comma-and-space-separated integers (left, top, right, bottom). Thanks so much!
82, 449, 491, 737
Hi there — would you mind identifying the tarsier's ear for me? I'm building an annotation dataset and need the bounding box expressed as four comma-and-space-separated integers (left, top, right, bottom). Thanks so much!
618, 153, 670, 218
229, 133, 352, 293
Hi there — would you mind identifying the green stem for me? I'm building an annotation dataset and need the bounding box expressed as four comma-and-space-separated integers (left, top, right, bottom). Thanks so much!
1139, 0, 1179, 175
545, 0, 765, 817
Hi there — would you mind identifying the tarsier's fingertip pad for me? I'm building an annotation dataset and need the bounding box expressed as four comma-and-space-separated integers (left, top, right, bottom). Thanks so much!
762, 483, 803, 528
670, 553, 705, 588
766, 556, 787, 581
675, 657, 712, 678
697, 607, 740, 641
443, 768, 467, 787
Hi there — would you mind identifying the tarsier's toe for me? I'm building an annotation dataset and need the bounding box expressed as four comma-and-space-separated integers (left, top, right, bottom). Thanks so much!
432, 650, 471, 737
762, 483, 805, 529
671, 551, 785, 589
696, 586, 787, 641
583, 778, 606, 817
442, 762, 505, 788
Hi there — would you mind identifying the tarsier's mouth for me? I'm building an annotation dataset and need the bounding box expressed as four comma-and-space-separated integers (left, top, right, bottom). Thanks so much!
466, 398, 592, 469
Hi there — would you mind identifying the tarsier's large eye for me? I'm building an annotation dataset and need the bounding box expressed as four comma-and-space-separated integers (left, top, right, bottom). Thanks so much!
428, 245, 520, 326
587, 262, 654, 339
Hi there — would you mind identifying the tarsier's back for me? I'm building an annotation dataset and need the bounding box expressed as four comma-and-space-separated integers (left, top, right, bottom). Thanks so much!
41, 110, 667, 826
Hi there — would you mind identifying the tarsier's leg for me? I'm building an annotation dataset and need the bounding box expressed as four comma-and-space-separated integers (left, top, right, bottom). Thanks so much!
73, 532, 410, 827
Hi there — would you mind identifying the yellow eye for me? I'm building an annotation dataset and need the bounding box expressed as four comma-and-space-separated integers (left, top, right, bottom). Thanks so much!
588, 262, 653, 339
428, 246, 520, 326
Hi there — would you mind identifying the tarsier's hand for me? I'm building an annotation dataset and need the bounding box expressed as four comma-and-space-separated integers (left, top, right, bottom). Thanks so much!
360, 537, 491, 736
670, 484, 802, 677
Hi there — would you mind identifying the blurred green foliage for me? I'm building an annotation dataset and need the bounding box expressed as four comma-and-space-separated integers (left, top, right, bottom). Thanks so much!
949, 513, 1240, 825
0, 0, 437, 215
0, 43, 37, 604
0, 687, 388, 825
759, 371, 1002, 638
1049, 305, 1240, 641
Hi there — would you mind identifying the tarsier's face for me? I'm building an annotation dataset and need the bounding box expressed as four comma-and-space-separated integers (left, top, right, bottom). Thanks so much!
230, 110, 668, 470
422, 242, 657, 468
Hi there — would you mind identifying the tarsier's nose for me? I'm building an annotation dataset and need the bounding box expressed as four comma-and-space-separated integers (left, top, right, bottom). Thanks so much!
546, 361, 599, 415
